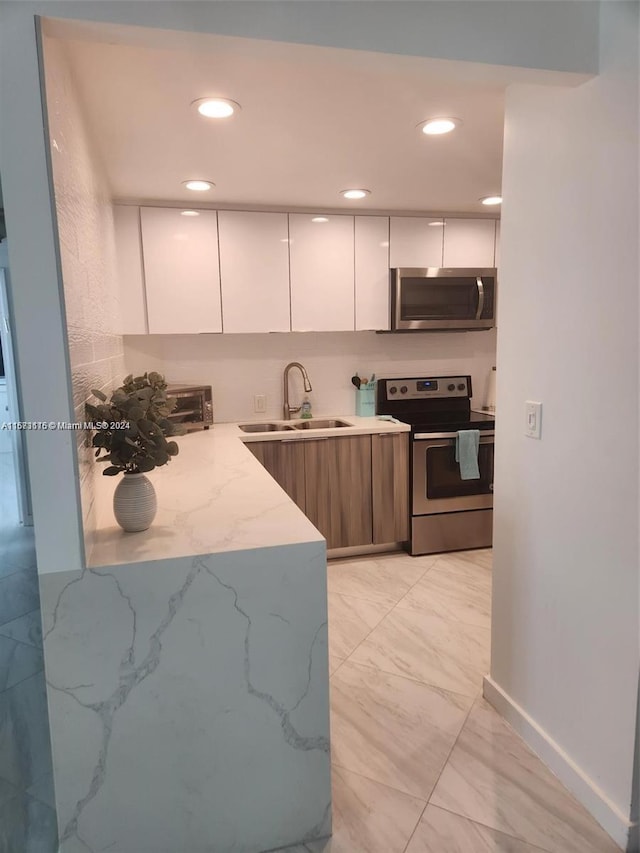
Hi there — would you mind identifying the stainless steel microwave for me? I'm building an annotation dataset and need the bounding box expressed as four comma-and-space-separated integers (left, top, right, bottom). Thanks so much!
166, 384, 213, 431
391, 267, 497, 331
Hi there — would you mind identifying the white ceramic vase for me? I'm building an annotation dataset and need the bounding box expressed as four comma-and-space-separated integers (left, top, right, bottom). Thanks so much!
113, 472, 157, 532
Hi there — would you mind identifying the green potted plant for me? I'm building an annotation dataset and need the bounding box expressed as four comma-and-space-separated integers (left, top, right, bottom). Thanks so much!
86, 371, 185, 532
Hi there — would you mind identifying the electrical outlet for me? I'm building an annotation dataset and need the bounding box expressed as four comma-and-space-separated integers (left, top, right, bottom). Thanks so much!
525, 401, 542, 439
254, 394, 266, 414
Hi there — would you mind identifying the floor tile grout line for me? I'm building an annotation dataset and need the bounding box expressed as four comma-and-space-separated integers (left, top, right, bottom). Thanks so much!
390, 553, 484, 613
333, 655, 482, 703
335, 550, 492, 852
389, 600, 492, 632
330, 595, 396, 662
330, 556, 446, 640
330, 758, 431, 806
331, 762, 428, 808
426, 802, 554, 853
400, 695, 478, 853
328, 553, 444, 605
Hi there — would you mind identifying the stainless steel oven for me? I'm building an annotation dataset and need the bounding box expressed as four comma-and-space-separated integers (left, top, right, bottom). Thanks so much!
412, 430, 494, 515
376, 374, 495, 555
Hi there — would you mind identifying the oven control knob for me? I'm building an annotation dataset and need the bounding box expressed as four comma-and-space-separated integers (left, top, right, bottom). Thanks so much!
389, 386, 397, 395
448, 383, 456, 391
457, 383, 466, 391
400, 385, 408, 394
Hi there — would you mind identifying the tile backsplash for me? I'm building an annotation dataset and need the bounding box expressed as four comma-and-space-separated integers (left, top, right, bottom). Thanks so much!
43, 37, 123, 557
124, 329, 497, 423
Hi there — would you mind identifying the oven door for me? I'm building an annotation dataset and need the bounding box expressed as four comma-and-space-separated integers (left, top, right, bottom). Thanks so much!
412, 431, 494, 515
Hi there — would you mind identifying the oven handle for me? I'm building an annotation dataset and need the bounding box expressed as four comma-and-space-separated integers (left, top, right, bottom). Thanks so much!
475, 277, 485, 320
414, 431, 495, 440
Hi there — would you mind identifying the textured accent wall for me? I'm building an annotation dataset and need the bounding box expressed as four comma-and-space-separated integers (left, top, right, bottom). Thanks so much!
123, 329, 497, 423
43, 37, 124, 558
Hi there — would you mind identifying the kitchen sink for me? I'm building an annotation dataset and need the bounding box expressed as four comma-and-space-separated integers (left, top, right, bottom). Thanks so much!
238, 423, 296, 432
292, 419, 353, 430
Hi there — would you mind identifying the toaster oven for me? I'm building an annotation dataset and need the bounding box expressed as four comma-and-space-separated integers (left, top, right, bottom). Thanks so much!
166, 384, 213, 432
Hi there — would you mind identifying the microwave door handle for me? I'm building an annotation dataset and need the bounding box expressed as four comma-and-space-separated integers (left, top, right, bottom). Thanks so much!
475, 277, 485, 320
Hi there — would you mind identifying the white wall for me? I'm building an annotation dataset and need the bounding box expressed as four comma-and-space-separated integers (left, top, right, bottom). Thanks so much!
490, 1, 639, 847
123, 330, 497, 422
42, 37, 125, 557
38, 1, 597, 77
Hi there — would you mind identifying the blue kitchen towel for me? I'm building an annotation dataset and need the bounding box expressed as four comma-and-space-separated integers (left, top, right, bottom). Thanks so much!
455, 430, 480, 480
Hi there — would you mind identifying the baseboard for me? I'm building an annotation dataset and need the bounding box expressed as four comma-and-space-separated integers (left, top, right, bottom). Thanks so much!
327, 542, 403, 560
483, 675, 636, 851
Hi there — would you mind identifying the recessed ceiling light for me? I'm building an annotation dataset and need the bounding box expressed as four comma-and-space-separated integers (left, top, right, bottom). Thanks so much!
183, 180, 215, 192
180, 210, 200, 217
192, 98, 241, 119
341, 189, 371, 200
418, 117, 461, 136
428, 220, 445, 227
311, 216, 329, 223
480, 195, 502, 206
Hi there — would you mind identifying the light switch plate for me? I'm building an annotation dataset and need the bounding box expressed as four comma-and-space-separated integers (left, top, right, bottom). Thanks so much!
525, 401, 542, 439
254, 394, 266, 414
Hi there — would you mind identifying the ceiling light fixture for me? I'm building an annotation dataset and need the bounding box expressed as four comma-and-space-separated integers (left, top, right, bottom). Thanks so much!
480, 195, 502, 206
192, 98, 241, 119
183, 180, 215, 192
181, 210, 200, 217
341, 189, 371, 200
418, 117, 461, 136
311, 216, 329, 223
428, 220, 445, 227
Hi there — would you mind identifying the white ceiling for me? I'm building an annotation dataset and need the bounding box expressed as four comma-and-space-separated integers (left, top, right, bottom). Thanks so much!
53, 24, 516, 213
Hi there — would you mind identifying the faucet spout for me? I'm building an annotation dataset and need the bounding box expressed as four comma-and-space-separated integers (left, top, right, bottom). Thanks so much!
283, 362, 312, 419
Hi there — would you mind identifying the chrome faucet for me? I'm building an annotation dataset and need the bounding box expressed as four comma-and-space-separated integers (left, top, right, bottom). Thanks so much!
283, 362, 312, 419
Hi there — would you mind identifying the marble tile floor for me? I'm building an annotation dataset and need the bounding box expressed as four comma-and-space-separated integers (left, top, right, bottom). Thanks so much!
0, 453, 57, 853
308, 548, 621, 853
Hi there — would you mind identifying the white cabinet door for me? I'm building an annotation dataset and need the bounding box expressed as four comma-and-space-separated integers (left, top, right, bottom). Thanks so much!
494, 220, 501, 268
113, 206, 147, 334
289, 214, 354, 332
355, 216, 390, 330
389, 217, 444, 268
140, 207, 222, 334
218, 211, 290, 333
443, 218, 496, 267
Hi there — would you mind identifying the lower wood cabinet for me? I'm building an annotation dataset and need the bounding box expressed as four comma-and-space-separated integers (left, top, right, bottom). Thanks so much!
245, 440, 306, 512
246, 431, 410, 551
304, 436, 372, 549
372, 433, 409, 544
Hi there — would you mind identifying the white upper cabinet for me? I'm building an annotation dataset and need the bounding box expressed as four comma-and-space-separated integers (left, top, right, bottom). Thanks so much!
355, 216, 390, 331
140, 207, 222, 334
442, 218, 497, 267
289, 214, 355, 332
113, 205, 147, 334
218, 211, 290, 333
389, 217, 444, 268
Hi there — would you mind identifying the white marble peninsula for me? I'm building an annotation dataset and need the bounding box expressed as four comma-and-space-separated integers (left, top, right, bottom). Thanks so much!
39, 423, 340, 853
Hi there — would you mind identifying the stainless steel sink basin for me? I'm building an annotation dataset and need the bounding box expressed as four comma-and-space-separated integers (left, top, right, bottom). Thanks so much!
238, 423, 296, 432
292, 419, 352, 430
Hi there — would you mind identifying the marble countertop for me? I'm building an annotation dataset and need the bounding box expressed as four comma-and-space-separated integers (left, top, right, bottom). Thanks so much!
87, 415, 409, 570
